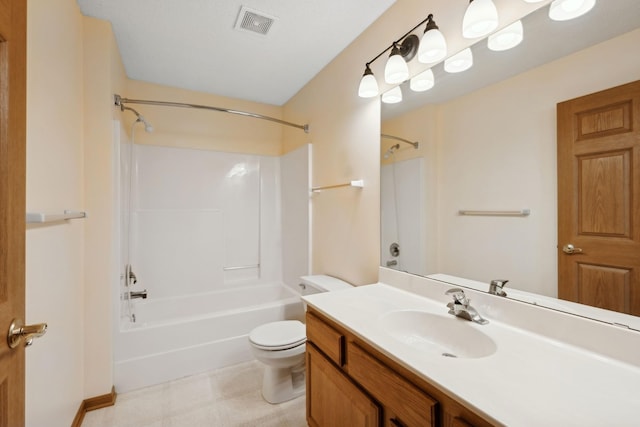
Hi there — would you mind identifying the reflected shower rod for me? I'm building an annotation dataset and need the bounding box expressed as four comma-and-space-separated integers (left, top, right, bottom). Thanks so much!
114, 94, 309, 133
381, 133, 419, 149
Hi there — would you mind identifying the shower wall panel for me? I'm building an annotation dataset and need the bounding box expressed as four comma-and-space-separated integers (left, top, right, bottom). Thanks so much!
130, 144, 280, 299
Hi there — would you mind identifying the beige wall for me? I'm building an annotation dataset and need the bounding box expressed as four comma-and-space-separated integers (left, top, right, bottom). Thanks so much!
122, 80, 285, 156
82, 16, 127, 398
26, 0, 85, 425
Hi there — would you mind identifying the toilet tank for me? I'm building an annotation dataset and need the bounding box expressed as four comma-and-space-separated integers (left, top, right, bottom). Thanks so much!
299, 275, 352, 295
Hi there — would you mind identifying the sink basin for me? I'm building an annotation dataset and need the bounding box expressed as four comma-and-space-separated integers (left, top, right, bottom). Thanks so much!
379, 310, 497, 359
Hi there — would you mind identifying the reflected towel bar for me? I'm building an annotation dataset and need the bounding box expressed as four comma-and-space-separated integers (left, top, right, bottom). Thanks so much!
311, 180, 364, 193
458, 209, 530, 217
26, 210, 87, 223
223, 264, 260, 271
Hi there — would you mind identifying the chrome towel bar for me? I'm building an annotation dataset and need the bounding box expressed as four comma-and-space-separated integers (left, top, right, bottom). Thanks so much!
458, 209, 530, 217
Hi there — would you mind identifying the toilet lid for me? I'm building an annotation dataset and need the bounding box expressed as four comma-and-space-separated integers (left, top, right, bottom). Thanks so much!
249, 320, 306, 350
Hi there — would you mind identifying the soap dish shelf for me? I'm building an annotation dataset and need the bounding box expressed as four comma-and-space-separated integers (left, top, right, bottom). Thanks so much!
26, 210, 87, 224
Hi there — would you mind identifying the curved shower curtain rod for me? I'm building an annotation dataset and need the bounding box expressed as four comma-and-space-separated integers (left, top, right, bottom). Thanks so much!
114, 94, 309, 133
381, 133, 419, 149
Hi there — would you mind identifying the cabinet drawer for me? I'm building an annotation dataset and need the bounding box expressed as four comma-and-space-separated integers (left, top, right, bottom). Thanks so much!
306, 312, 345, 366
348, 343, 437, 427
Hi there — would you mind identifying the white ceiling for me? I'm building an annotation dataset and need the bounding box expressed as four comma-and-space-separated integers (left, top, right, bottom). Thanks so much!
76, 0, 396, 106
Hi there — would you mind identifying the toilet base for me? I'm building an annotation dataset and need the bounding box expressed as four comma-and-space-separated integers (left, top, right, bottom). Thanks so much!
261, 361, 305, 404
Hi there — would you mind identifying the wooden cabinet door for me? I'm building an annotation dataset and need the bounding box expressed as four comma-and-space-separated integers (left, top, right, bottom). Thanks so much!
557, 80, 640, 316
0, 1, 27, 426
306, 343, 380, 427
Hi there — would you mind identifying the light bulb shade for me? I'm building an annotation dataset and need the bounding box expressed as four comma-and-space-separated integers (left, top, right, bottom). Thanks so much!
418, 28, 447, 63
488, 20, 523, 51
462, 0, 499, 39
549, 0, 596, 21
410, 69, 435, 92
381, 86, 403, 104
358, 66, 379, 98
444, 48, 473, 73
384, 47, 409, 84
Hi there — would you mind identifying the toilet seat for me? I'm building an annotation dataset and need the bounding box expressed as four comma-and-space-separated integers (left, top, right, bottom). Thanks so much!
249, 320, 306, 351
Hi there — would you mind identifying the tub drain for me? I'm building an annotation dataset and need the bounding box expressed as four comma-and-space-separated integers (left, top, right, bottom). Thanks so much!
442, 352, 457, 358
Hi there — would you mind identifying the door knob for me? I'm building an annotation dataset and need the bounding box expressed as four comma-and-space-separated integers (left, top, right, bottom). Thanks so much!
562, 244, 583, 254
7, 318, 47, 348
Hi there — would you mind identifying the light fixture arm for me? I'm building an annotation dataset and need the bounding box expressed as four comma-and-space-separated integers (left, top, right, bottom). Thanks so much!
364, 15, 434, 68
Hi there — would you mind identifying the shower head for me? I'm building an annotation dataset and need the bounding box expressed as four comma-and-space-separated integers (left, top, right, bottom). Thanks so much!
136, 115, 154, 133
122, 106, 154, 133
383, 143, 400, 159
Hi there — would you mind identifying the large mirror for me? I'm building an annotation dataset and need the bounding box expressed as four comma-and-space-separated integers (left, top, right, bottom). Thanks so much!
380, 0, 640, 329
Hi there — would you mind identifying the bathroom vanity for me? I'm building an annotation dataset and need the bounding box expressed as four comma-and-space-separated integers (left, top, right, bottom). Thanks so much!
306, 308, 492, 427
302, 270, 640, 427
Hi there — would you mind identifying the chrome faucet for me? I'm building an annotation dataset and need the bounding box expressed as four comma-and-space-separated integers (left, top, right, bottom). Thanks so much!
128, 290, 148, 300
489, 279, 508, 297
445, 288, 488, 325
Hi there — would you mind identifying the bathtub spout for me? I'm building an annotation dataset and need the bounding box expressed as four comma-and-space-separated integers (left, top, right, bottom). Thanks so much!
128, 290, 148, 300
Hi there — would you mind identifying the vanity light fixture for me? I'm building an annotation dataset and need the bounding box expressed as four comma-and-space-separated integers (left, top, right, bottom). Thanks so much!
357, 15, 445, 98
358, 65, 379, 98
418, 14, 447, 64
444, 48, 473, 73
548, 0, 596, 21
381, 86, 403, 104
384, 42, 411, 84
488, 20, 524, 51
462, 0, 499, 39
410, 68, 435, 92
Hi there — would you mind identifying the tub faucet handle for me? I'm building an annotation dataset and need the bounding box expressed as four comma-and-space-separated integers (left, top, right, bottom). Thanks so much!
128, 289, 148, 300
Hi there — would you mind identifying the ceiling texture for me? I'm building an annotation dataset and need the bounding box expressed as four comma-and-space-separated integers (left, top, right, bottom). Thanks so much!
77, 0, 396, 106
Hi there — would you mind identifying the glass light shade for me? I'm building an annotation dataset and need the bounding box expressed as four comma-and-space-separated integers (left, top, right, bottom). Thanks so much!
523, 0, 545, 2
358, 72, 379, 98
462, 0, 499, 39
444, 48, 473, 73
488, 20, 524, 51
418, 28, 447, 64
381, 86, 403, 104
384, 51, 409, 84
549, 0, 596, 21
410, 69, 435, 92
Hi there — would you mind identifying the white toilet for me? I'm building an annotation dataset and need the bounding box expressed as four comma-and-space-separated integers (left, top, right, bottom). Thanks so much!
248, 275, 352, 404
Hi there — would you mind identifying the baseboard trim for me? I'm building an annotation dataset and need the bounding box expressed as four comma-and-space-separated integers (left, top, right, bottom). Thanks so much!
71, 386, 117, 427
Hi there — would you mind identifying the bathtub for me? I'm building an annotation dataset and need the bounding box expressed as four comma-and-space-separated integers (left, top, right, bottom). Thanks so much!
114, 283, 304, 393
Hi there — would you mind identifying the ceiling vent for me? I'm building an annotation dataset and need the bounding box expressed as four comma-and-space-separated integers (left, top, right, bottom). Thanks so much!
235, 6, 277, 36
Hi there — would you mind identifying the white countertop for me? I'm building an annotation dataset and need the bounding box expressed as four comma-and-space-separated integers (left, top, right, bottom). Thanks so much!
302, 283, 640, 427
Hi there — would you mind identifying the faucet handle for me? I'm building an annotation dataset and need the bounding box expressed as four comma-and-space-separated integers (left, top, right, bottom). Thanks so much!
490, 279, 508, 288
489, 279, 509, 296
445, 288, 469, 305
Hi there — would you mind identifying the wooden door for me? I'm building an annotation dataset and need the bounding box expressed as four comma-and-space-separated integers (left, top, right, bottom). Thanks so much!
557, 80, 640, 316
0, 0, 27, 426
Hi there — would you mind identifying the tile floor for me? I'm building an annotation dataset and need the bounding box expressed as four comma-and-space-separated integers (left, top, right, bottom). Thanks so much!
82, 361, 307, 427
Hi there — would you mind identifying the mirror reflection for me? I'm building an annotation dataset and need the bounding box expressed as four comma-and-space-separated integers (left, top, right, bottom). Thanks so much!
380, 0, 640, 327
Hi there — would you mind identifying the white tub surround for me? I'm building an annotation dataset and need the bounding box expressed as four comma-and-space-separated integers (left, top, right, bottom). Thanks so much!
302, 273, 640, 426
